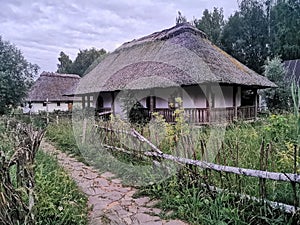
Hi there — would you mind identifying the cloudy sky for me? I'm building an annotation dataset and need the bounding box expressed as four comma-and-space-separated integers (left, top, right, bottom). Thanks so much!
0, 0, 239, 73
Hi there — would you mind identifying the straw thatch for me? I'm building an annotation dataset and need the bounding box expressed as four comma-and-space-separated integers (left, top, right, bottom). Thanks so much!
284, 59, 300, 85
75, 23, 276, 95
27, 72, 80, 102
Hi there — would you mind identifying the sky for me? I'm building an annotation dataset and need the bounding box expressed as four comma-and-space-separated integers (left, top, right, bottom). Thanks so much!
0, 0, 239, 73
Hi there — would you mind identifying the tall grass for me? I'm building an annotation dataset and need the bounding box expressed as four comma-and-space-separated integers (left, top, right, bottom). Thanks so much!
139, 174, 296, 225
46, 114, 300, 224
0, 118, 88, 225
35, 151, 88, 225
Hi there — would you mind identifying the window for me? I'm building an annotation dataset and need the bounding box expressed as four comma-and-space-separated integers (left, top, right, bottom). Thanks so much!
43, 102, 46, 107
57, 102, 60, 106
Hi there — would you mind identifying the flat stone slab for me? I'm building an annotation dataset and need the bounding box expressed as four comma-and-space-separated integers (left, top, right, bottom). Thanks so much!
41, 141, 189, 225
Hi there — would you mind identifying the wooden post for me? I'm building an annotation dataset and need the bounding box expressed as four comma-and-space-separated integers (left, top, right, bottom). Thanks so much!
254, 89, 258, 120
233, 86, 238, 120
46, 98, 49, 124
111, 92, 115, 116
87, 95, 90, 108
82, 95, 86, 109
206, 85, 211, 123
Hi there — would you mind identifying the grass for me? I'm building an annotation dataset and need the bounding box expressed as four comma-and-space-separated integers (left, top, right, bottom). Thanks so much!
0, 117, 88, 225
35, 151, 88, 225
45, 114, 300, 224
138, 173, 297, 225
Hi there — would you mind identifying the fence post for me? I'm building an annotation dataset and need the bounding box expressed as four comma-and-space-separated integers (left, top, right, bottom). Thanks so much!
259, 139, 267, 199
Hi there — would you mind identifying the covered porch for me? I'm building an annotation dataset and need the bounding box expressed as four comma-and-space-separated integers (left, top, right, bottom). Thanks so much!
82, 84, 259, 124
94, 106, 256, 124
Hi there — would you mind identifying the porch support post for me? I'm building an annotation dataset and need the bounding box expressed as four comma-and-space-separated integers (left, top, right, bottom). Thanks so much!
254, 89, 258, 120
111, 92, 115, 115
82, 95, 86, 109
150, 97, 154, 112
206, 84, 211, 123
87, 95, 91, 108
233, 86, 238, 120
149, 90, 155, 119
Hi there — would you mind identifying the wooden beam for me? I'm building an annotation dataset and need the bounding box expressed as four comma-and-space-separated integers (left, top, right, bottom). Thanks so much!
82, 96, 86, 109
206, 85, 211, 123
254, 89, 258, 120
233, 86, 238, 119
111, 92, 115, 116
87, 95, 90, 108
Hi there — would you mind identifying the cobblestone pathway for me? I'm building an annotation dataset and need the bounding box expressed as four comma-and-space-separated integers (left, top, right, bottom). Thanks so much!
41, 141, 188, 225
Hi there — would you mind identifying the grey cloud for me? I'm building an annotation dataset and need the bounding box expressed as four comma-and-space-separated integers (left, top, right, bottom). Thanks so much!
0, 0, 238, 72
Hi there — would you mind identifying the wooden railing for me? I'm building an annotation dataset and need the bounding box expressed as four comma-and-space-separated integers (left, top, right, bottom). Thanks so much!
97, 108, 112, 120
152, 106, 256, 124
237, 106, 256, 120
153, 108, 176, 122
98, 106, 256, 124
97, 107, 112, 113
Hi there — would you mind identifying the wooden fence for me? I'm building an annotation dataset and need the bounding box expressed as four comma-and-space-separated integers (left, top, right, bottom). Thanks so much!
90, 122, 300, 213
0, 119, 45, 225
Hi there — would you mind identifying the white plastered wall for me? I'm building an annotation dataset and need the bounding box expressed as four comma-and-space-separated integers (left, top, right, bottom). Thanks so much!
29, 102, 69, 113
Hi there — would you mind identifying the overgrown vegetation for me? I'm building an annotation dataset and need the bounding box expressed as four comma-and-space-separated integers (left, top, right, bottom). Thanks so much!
46, 108, 300, 224
139, 174, 297, 225
0, 117, 88, 225
35, 151, 88, 225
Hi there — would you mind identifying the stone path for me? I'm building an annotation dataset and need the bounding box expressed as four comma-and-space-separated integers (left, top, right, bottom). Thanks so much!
41, 141, 188, 225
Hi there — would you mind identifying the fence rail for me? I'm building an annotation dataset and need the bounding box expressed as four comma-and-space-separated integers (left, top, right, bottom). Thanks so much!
91, 123, 299, 213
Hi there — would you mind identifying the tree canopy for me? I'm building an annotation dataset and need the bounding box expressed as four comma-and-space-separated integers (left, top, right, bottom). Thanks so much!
194, 7, 225, 46
263, 56, 290, 111
0, 36, 39, 114
270, 0, 300, 60
221, 0, 269, 73
56, 48, 107, 77
189, 0, 300, 74
57, 51, 72, 74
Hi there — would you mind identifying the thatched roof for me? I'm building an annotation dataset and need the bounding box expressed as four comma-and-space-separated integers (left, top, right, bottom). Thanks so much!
284, 59, 300, 85
75, 23, 276, 95
27, 72, 80, 102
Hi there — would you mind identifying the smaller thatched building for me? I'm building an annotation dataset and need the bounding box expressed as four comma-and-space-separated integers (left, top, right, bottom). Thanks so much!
25, 72, 80, 113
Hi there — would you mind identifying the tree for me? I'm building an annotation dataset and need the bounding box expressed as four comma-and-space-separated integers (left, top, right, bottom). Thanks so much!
221, 0, 269, 73
270, 0, 300, 60
56, 48, 107, 77
176, 11, 187, 25
0, 36, 39, 114
71, 48, 106, 76
263, 56, 291, 111
194, 7, 225, 46
56, 51, 73, 74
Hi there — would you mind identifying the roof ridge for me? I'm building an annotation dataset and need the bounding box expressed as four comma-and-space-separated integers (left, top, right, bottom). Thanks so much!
40, 71, 80, 79
116, 23, 207, 51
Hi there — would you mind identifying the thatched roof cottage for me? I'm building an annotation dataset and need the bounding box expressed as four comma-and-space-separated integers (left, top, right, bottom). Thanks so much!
74, 23, 276, 123
26, 72, 80, 113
